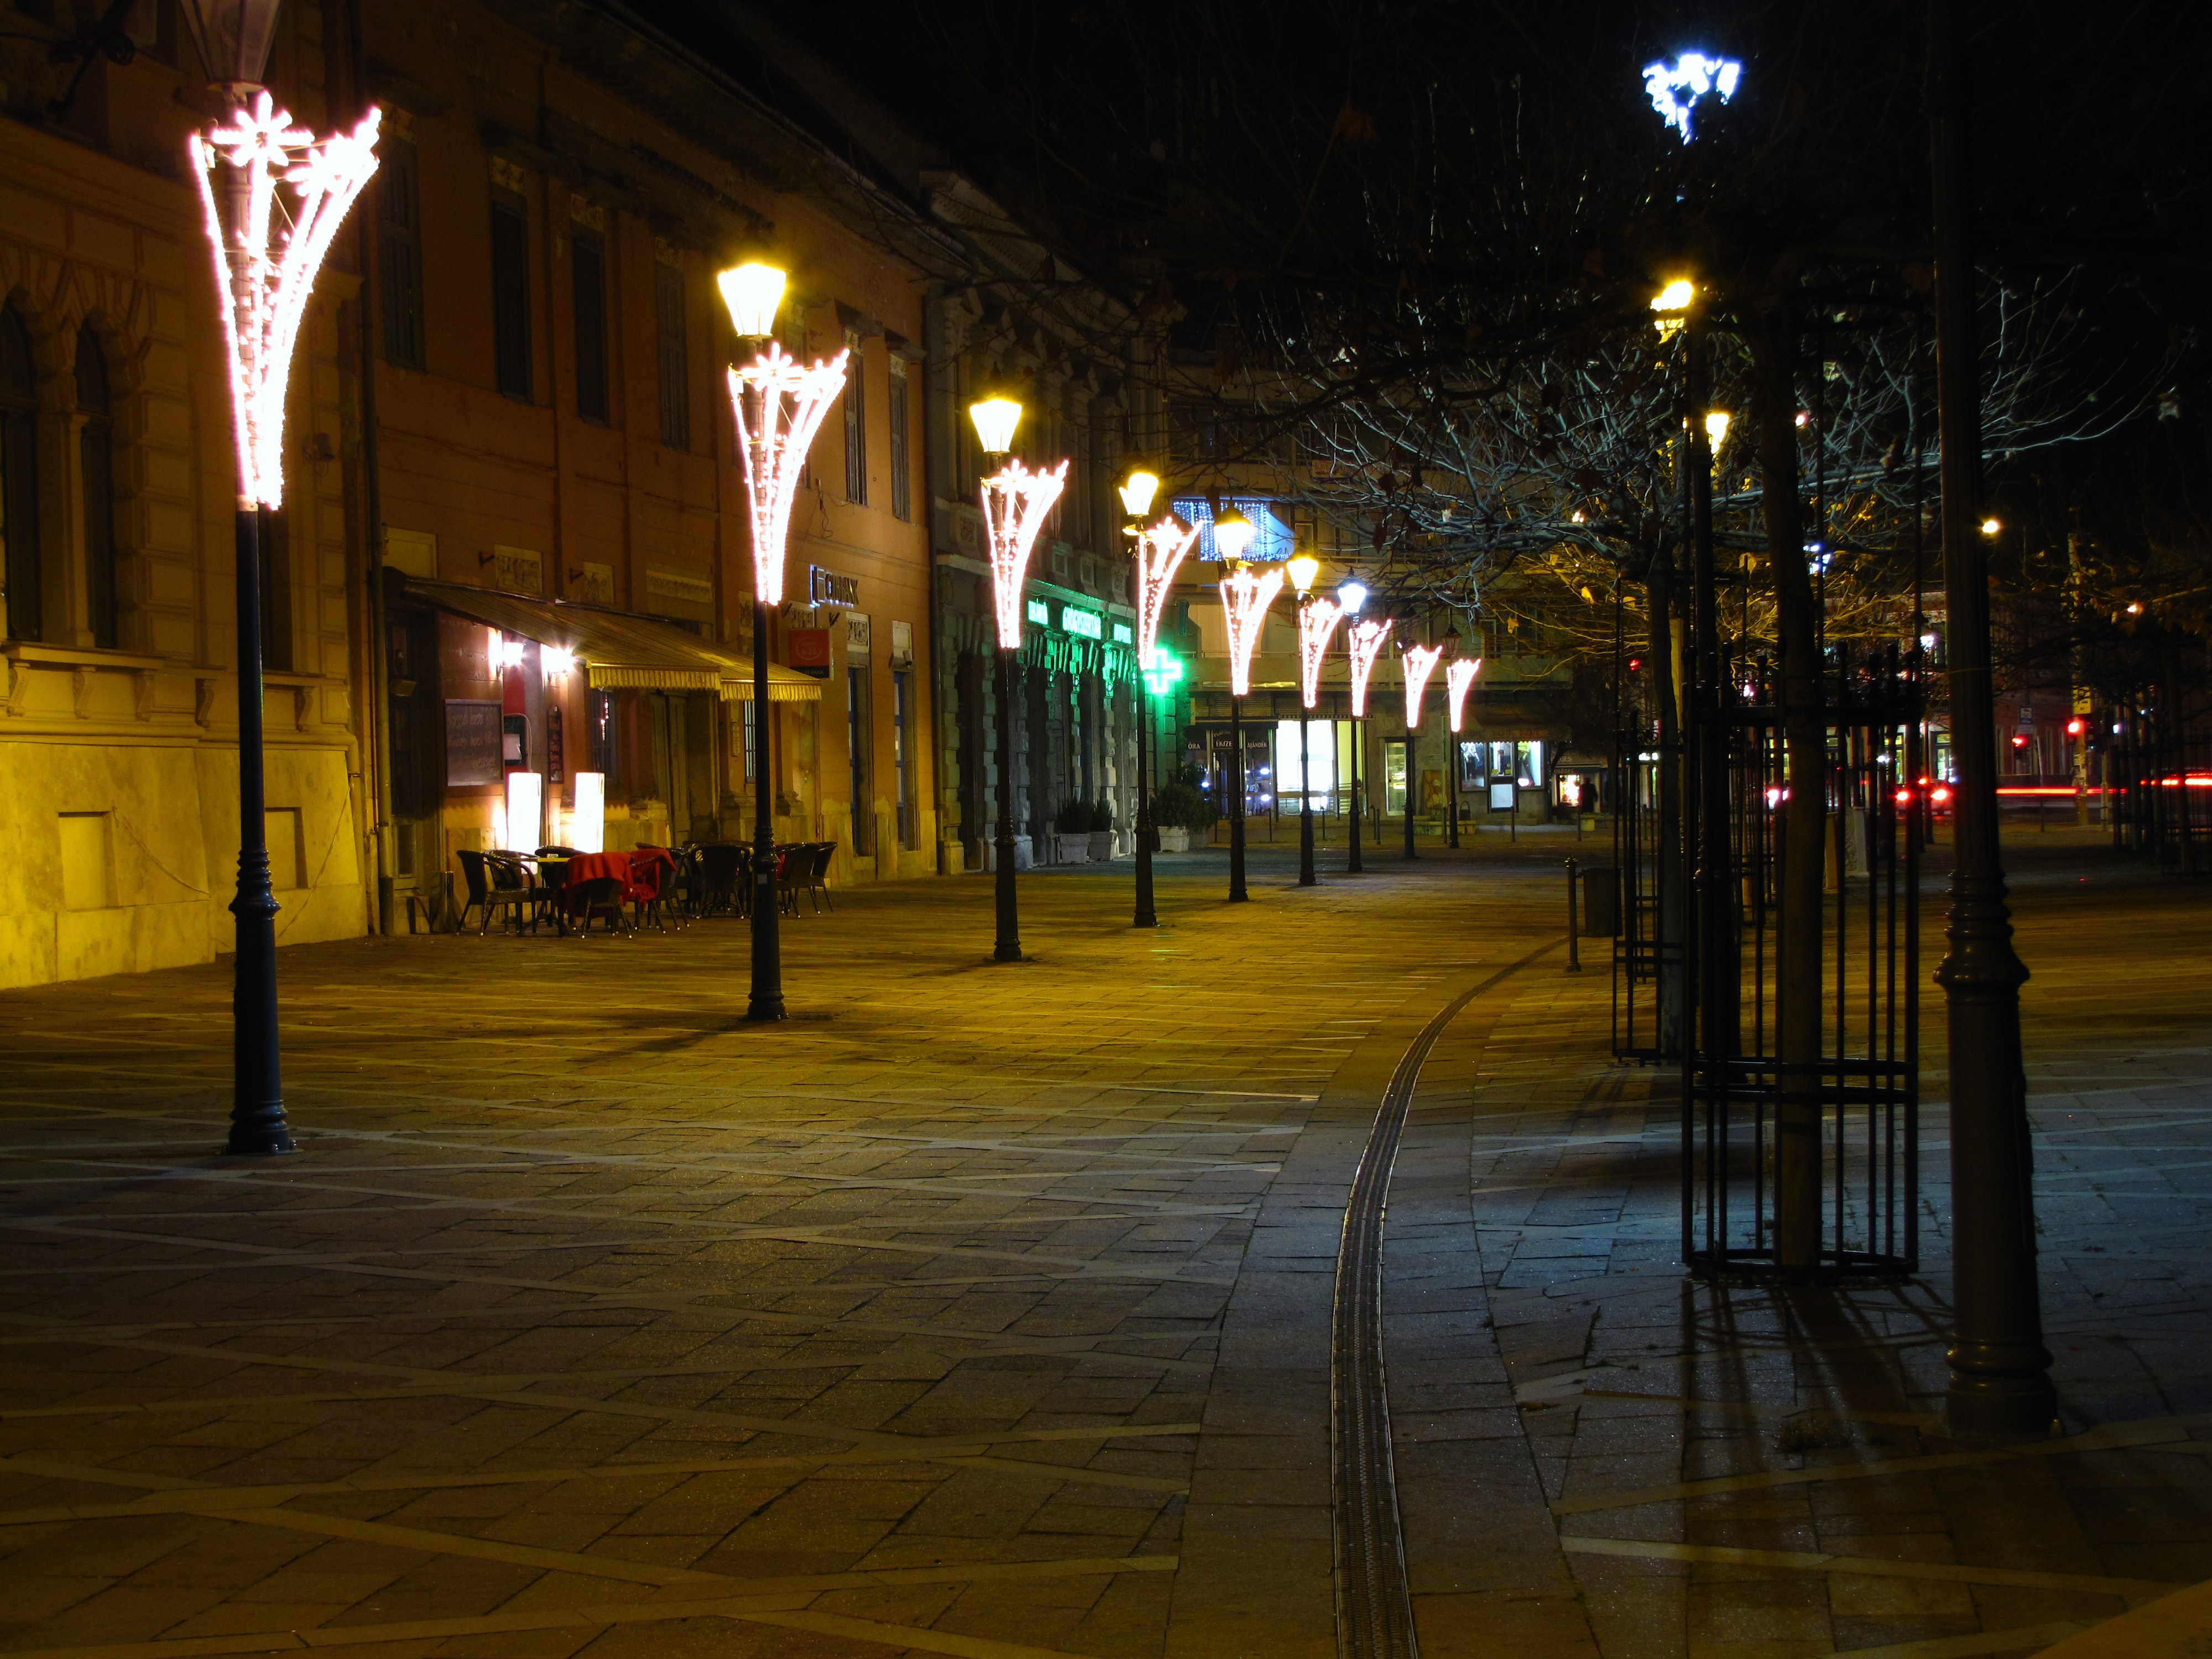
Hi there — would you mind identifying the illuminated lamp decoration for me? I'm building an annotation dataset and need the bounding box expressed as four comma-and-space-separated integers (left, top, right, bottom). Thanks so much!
982, 460, 1070, 648
1134, 514, 1201, 661
1219, 562, 1286, 696
191, 92, 382, 508
1296, 594, 1344, 711
1642, 53, 1741, 142
504, 771, 543, 853
727, 343, 849, 606
1445, 656, 1483, 732
1119, 469, 1161, 520
1401, 643, 1444, 729
1346, 618, 1390, 717
571, 771, 606, 854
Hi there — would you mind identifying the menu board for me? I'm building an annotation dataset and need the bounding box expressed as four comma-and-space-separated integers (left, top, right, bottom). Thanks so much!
444, 699, 502, 786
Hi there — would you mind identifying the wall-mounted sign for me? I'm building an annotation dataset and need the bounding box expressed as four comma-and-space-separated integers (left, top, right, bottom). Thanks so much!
844, 611, 871, 660
1026, 599, 1050, 627
808, 566, 860, 607
1061, 607, 1103, 640
444, 700, 502, 786
1112, 622, 1134, 645
786, 627, 832, 678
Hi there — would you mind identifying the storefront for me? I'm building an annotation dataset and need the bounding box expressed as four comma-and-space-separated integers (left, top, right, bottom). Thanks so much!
385, 576, 820, 912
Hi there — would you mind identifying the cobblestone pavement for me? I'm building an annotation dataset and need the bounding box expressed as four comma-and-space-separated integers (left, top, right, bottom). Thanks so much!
1, 829, 2208, 1659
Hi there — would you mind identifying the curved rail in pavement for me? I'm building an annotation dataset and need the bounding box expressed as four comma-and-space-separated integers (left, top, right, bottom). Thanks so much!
1331, 938, 1562, 1659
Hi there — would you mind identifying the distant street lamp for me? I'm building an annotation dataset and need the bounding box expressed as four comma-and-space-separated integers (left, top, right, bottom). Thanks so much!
1446, 657, 1482, 848
1400, 642, 1444, 859
719, 263, 850, 1020
182, 0, 381, 1155
1127, 482, 1197, 929
1289, 554, 1339, 887
1217, 541, 1281, 904
972, 397, 1068, 959
1343, 601, 1386, 874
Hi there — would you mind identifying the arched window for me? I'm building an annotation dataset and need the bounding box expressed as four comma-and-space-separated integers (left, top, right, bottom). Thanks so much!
76, 328, 116, 649
0, 310, 36, 640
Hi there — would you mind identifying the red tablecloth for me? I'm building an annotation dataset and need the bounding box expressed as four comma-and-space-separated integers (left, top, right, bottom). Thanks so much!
561, 848, 674, 908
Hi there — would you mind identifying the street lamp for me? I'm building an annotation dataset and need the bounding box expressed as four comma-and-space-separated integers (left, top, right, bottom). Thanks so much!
1129, 495, 1199, 928
1400, 641, 1444, 859
1343, 594, 1384, 874
1290, 555, 1339, 888
1218, 553, 1283, 902
972, 395, 1068, 959
182, 0, 382, 1155
1446, 656, 1481, 848
719, 263, 850, 1021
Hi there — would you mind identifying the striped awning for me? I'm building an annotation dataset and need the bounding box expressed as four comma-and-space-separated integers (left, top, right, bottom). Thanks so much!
397, 577, 821, 702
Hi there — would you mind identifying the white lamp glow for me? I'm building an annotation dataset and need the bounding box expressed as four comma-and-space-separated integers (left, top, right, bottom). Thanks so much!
504, 771, 543, 853
1644, 53, 1741, 142
1213, 505, 1256, 562
969, 397, 1024, 458
717, 263, 785, 340
571, 771, 605, 854
1119, 469, 1160, 519
1338, 578, 1369, 616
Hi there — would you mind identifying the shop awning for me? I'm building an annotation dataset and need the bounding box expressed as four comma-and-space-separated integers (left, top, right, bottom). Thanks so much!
395, 576, 821, 702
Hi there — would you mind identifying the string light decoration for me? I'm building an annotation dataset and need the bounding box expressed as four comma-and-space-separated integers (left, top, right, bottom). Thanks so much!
1446, 656, 1483, 732
1401, 643, 1444, 729
1134, 515, 1200, 662
1296, 594, 1344, 710
729, 343, 850, 605
1346, 618, 1391, 717
1219, 562, 1286, 696
982, 460, 1070, 647
190, 92, 382, 508
1642, 52, 1741, 142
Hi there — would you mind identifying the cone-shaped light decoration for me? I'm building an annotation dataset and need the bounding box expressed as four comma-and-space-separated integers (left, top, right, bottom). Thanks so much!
1134, 514, 1199, 662
1219, 562, 1284, 697
983, 459, 1070, 648
1346, 618, 1390, 717
1401, 643, 1444, 729
1296, 594, 1344, 711
727, 342, 849, 606
191, 92, 382, 508
1445, 657, 1483, 732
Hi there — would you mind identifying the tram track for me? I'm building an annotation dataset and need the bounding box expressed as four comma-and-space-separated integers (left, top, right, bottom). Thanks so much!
1331, 937, 1562, 1659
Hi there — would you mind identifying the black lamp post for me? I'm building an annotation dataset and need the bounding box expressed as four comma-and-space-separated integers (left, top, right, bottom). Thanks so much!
719, 264, 851, 1020
970, 395, 1070, 961
181, 0, 381, 1154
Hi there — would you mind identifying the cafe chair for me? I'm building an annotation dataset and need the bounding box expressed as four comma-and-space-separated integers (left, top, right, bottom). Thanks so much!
801, 842, 836, 912
633, 847, 682, 933
456, 849, 538, 936
569, 875, 631, 937
698, 843, 745, 918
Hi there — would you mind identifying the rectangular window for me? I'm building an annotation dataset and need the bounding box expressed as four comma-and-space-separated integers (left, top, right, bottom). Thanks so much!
847, 665, 872, 853
572, 228, 608, 424
80, 417, 116, 649
1384, 739, 1408, 816
1, 392, 39, 641
654, 258, 688, 449
842, 331, 865, 503
888, 356, 910, 521
893, 669, 912, 847
378, 137, 425, 370
490, 192, 531, 400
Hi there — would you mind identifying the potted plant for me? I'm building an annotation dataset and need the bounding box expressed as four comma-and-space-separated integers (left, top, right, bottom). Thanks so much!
1149, 766, 1217, 853
1087, 797, 1115, 862
1052, 796, 1092, 864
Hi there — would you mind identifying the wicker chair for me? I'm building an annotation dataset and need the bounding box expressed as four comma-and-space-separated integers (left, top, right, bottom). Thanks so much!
456, 849, 537, 935
569, 875, 630, 936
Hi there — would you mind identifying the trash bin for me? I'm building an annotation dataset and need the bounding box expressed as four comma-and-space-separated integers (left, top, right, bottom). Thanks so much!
1581, 865, 1619, 937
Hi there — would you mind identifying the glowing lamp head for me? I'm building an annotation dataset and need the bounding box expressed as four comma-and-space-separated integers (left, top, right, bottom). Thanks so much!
1652, 278, 1695, 314
2067, 718, 2086, 737
969, 397, 1023, 458
1704, 409, 1731, 446
1337, 578, 1368, 615
541, 646, 576, 678
1212, 505, 1256, 562
1118, 469, 1160, 519
717, 262, 786, 342
1980, 517, 2002, 537
1286, 552, 1321, 596
2011, 734, 2030, 749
